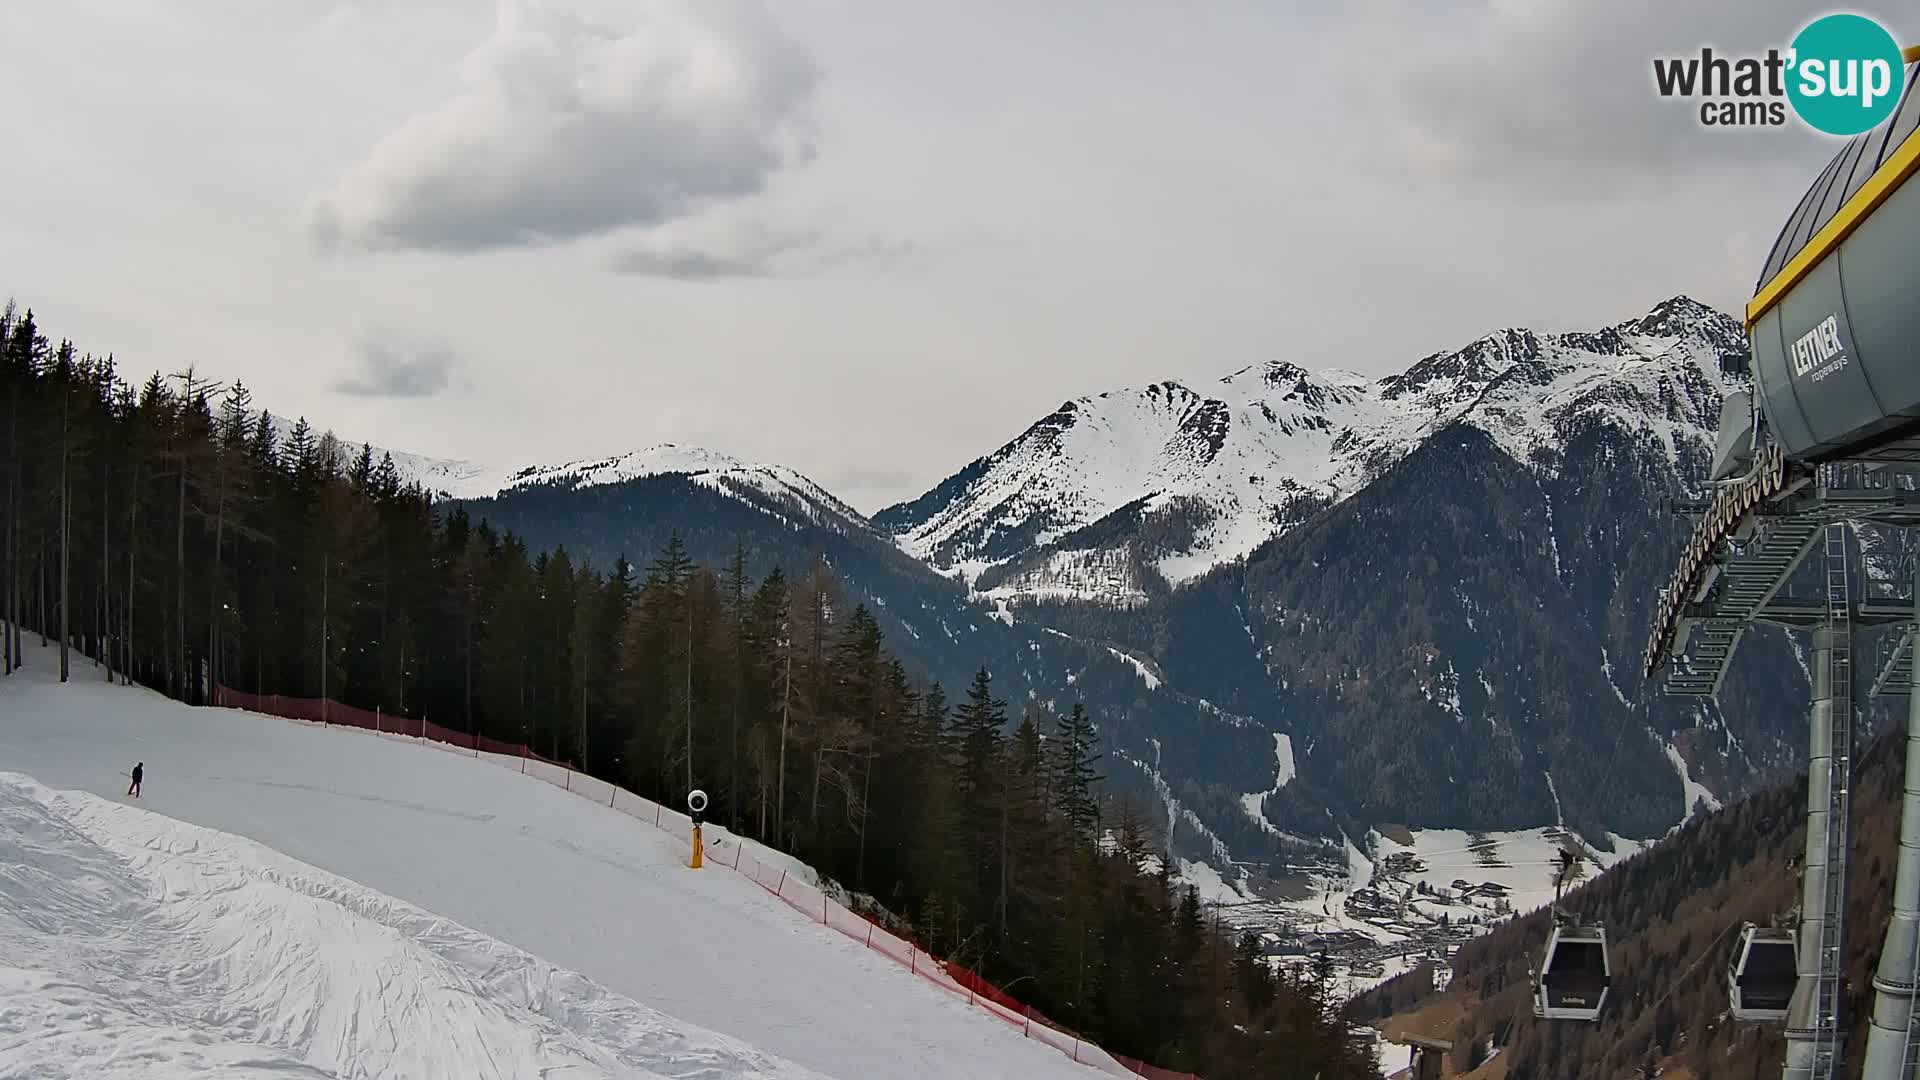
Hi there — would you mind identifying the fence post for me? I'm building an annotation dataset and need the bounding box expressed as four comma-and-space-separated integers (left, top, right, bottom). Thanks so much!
778, 870, 786, 896
654, 805, 661, 827
866, 923, 874, 948
521, 744, 527, 774
1071, 1039, 1080, 1063
375, 706, 381, 734
823, 893, 829, 925
733, 844, 743, 870
565, 769, 571, 792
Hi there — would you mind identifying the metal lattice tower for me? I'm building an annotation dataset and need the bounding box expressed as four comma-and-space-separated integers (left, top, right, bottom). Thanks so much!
1863, 547, 1920, 1080
1642, 59, 1920, 1080
1813, 521, 1855, 1080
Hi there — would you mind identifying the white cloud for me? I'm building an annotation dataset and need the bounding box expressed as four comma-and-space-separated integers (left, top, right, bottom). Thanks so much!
308, 0, 820, 254
2, 1, 1883, 512
606, 208, 915, 279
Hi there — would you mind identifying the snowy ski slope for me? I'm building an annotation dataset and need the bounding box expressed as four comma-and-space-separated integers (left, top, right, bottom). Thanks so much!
0, 659, 1111, 1080
0, 771, 828, 1079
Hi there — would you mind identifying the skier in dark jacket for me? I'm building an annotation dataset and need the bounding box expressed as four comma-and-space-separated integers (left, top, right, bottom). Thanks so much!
128, 762, 143, 798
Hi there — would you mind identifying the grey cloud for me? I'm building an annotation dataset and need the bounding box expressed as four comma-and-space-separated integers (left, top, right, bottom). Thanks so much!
609, 218, 917, 280
308, 0, 820, 254
333, 333, 464, 398
1346, 0, 1907, 195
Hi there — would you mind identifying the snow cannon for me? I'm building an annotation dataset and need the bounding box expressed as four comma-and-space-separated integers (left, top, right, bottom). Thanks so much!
1738, 59, 1920, 467
687, 789, 708, 869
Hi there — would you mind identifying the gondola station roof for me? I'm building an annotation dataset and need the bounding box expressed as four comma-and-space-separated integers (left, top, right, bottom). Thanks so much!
1752, 52, 1920, 321
1748, 52, 1920, 464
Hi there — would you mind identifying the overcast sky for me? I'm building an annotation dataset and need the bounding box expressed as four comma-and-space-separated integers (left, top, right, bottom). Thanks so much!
3, 1, 1900, 511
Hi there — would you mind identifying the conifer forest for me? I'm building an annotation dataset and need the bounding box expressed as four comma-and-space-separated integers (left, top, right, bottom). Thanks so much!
0, 302, 1376, 1077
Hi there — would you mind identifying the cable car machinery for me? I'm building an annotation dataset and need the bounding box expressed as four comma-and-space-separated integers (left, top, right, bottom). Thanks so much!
1643, 51, 1920, 1080
1533, 848, 1612, 1022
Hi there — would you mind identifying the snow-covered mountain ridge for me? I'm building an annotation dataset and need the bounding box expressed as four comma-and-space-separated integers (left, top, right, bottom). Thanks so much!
267, 412, 869, 536
279, 295, 1740, 612
236, 294, 1802, 896
873, 296, 1745, 603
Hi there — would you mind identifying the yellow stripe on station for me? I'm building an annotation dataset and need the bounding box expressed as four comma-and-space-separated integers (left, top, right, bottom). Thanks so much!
1747, 111, 1920, 328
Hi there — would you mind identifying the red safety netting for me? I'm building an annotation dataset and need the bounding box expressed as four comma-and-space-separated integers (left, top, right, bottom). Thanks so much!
208, 683, 1197, 1079
212, 686, 572, 769
1110, 1055, 1203, 1080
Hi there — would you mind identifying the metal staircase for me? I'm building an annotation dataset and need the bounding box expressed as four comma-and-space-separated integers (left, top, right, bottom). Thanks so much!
1661, 514, 1824, 696
1814, 521, 1855, 1080
1873, 627, 1915, 699
1653, 465, 1920, 695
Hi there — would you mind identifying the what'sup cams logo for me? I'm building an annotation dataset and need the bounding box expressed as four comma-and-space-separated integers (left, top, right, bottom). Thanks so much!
1653, 13, 1909, 135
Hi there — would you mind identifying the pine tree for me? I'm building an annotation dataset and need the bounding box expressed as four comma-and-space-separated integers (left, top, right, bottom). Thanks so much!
722, 544, 751, 830
1049, 702, 1103, 844
951, 667, 1006, 934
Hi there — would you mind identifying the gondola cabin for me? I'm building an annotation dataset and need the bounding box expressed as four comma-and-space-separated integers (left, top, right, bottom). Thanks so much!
1533, 924, 1611, 1022
1727, 924, 1796, 1023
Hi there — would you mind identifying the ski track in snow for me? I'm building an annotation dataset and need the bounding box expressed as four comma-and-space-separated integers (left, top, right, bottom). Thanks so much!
0, 664, 1115, 1080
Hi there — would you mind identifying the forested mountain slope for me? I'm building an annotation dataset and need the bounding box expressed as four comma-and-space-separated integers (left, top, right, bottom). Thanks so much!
1356, 728, 1911, 1080
388, 298, 1835, 878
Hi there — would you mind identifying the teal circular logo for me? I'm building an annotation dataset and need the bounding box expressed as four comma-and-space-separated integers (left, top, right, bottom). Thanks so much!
1786, 14, 1907, 136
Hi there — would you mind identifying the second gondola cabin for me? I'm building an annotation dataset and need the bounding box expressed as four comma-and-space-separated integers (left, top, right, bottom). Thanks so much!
1727, 924, 1796, 1023
1533, 923, 1611, 1022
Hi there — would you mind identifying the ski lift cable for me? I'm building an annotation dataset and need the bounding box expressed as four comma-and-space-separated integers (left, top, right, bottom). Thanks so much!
1376, 835, 1571, 862
1371, 820, 1597, 866
1637, 919, 1741, 1022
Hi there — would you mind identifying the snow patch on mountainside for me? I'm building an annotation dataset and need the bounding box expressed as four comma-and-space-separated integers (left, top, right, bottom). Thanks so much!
1173, 858, 1250, 906
1601, 648, 1632, 709
975, 549, 1152, 606
1665, 742, 1723, 822
1107, 647, 1162, 691
1237, 734, 1296, 838
1126, 753, 1233, 871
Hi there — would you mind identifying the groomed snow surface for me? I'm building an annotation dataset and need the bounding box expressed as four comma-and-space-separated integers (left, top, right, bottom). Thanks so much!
0, 659, 1113, 1080
0, 772, 826, 1080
